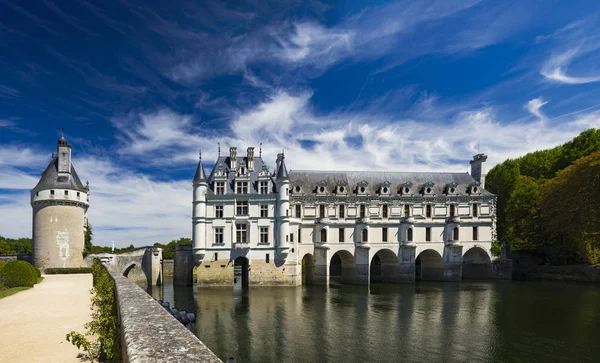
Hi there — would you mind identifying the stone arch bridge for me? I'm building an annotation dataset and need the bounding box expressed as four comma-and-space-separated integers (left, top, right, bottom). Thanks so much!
84, 247, 163, 286
299, 242, 494, 285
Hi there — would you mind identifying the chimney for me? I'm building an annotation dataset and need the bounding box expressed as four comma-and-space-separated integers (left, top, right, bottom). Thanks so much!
57, 136, 72, 178
229, 147, 237, 170
470, 153, 488, 188
247, 147, 255, 171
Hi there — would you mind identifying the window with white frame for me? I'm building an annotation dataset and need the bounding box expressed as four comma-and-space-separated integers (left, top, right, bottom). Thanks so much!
214, 227, 224, 244
236, 181, 248, 194
259, 181, 269, 194
236, 223, 248, 243
236, 201, 248, 215
260, 205, 268, 218
260, 227, 269, 243
215, 205, 223, 218
215, 181, 225, 195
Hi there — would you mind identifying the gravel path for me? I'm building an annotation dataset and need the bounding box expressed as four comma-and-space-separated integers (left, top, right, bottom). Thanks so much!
0, 274, 93, 362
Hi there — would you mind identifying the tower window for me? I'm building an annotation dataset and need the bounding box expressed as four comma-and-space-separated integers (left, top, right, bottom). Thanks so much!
215, 205, 224, 218
36, 192, 39, 196
298, 228, 302, 243
382, 227, 388, 242
339, 205, 345, 218
77, 192, 80, 197
50, 190, 55, 195
450, 204, 456, 217
260, 227, 269, 243
259, 181, 269, 194
290, 233, 294, 243
236, 201, 248, 216
64, 190, 68, 196
426, 205, 432, 218
404, 205, 410, 217
426, 227, 431, 242
473, 227, 478, 241
382, 205, 388, 218
236, 223, 248, 243
236, 181, 248, 194
320, 229, 327, 243
453, 227, 459, 241
473, 204, 478, 217
362, 228, 368, 242
360, 205, 366, 218
319, 205, 325, 218
260, 205, 268, 218
214, 227, 224, 244
339, 228, 344, 242
295, 204, 301, 217
215, 182, 225, 195
407, 228, 413, 242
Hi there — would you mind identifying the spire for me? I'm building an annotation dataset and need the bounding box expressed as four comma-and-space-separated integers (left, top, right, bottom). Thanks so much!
193, 150, 207, 183
276, 154, 289, 180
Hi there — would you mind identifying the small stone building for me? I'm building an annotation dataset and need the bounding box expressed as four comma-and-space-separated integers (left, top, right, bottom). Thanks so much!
30, 136, 89, 269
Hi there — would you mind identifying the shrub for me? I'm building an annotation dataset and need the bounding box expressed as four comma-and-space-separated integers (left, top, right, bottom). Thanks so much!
0, 260, 6, 271
45, 267, 92, 274
0, 260, 37, 288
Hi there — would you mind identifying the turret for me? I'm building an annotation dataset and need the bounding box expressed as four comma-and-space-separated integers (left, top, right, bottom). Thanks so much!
470, 153, 488, 188
30, 135, 89, 269
275, 154, 290, 257
192, 152, 208, 264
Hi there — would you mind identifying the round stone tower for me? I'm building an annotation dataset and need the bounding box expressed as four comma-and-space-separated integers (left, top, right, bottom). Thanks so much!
30, 135, 89, 269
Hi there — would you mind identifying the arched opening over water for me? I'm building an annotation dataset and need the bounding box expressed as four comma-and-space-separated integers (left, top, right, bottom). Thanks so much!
234, 257, 249, 289
370, 249, 399, 283
462, 247, 492, 280
122, 262, 146, 284
329, 250, 355, 285
415, 249, 444, 281
302, 253, 315, 285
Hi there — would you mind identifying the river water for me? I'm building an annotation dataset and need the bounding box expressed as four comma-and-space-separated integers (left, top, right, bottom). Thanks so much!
142, 279, 600, 362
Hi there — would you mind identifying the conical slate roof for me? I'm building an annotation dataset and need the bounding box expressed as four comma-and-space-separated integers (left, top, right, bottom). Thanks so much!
31, 157, 87, 192
193, 158, 207, 182
276, 157, 289, 180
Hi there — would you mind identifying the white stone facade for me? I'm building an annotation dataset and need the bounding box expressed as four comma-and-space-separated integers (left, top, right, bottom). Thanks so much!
192, 148, 496, 286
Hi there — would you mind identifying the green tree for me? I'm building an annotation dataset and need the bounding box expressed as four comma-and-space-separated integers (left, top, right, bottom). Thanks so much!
504, 176, 543, 252
541, 151, 600, 265
84, 221, 93, 254
485, 159, 520, 242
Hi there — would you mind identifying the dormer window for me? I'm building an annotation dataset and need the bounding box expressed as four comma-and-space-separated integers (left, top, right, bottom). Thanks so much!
400, 182, 413, 195
236, 181, 248, 194
380, 181, 391, 195
468, 182, 481, 195
445, 182, 458, 195
336, 185, 348, 194
259, 181, 269, 194
239, 167, 246, 175
357, 180, 369, 195
215, 182, 225, 195
421, 182, 435, 195
316, 180, 328, 195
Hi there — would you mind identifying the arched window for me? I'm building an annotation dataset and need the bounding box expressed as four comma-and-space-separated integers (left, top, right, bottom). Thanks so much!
320, 229, 327, 243
407, 228, 413, 242
473, 204, 478, 217
450, 204, 455, 217
453, 227, 459, 241
362, 228, 368, 242
404, 205, 410, 217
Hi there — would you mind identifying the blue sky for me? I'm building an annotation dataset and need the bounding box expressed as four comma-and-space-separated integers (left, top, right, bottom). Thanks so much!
2, 0, 600, 247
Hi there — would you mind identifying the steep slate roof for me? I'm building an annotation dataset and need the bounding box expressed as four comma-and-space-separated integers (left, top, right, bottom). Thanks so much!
193, 158, 207, 182
276, 157, 289, 180
288, 170, 493, 197
206, 156, 273, 194
31, 157, 87, 192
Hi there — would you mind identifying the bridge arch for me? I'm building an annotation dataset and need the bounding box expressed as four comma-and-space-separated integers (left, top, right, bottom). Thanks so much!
330, 250, 355, 285
370, 248, 399, 283
233, 256, 249, 289
301, 253, 315, 285
462, 246, 492, 280
416, 249, 444, 281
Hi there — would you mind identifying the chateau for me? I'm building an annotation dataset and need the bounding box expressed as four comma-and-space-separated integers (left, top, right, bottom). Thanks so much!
30, 136, 89, 269
192, 147, 496, 286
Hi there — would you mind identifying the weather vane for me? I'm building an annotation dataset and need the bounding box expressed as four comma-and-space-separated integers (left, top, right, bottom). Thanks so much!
259, 143, 262, 157
218, 142, 221, 157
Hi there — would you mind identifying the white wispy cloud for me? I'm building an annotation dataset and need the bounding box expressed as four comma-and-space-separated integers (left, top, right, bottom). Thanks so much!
541, 47, 600, 84
526, 98, 548, 120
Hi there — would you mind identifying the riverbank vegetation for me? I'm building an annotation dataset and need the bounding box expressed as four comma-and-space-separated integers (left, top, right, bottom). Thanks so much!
487, 129, 600, 265
0, 236, 32, 255
66, 258, 120, 362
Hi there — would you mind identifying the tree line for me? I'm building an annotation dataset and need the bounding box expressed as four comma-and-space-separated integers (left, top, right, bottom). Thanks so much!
486, 128, 600, 265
